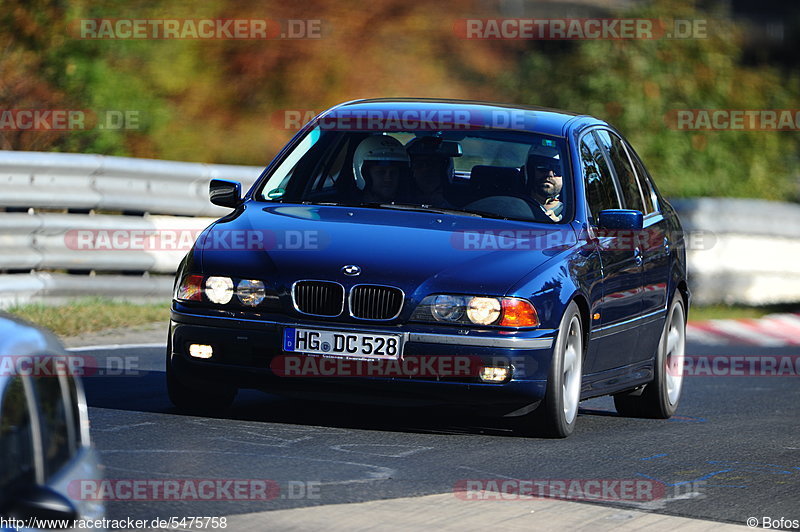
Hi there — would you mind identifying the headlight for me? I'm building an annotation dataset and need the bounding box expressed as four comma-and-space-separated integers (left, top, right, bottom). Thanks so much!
236, 279, 266, 307
466, 297, 502, 325
412, 294, 539, 328
432, 295, 465, 321
205, 276, 234, 304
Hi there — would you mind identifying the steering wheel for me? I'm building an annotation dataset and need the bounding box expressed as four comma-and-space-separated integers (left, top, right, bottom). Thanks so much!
464, 195, 555, 223
511, 195, 558, 223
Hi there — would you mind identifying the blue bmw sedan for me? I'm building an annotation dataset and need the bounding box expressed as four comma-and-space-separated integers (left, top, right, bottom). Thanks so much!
167, 98, 689, 438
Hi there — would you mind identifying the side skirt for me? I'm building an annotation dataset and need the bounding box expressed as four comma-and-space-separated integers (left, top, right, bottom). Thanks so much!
580, 359, 654, 400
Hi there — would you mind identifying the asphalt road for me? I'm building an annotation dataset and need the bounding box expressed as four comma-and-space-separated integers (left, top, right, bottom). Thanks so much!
74, 340, 799, 528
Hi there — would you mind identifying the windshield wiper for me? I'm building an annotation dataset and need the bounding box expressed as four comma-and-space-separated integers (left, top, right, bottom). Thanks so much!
456, 208, 517, 220
300, 201, 497, 219
357, 202, 484, 217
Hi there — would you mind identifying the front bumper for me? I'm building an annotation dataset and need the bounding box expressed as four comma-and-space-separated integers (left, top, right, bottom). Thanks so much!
168, 307, 557, 412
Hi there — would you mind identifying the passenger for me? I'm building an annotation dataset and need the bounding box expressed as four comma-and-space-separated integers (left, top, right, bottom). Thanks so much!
527, 149, 564, 222
353, 135, 411, 203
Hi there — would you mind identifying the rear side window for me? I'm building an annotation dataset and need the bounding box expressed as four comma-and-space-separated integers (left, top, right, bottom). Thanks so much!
595, 130, 644, 213
30, 376, 72, 480
579, 133, 620, 224
627, 147, 658, 214
0, 377, 36, 507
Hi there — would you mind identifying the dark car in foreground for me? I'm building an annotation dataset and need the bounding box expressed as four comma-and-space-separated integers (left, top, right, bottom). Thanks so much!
0, 313, 104, 529
167, 98, 689, 437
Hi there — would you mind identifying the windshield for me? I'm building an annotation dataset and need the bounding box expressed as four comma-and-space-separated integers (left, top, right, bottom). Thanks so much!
255, 127, 571, 223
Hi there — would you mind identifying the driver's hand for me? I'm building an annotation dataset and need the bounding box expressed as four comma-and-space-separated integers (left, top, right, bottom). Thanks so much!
543, 198, 563, 221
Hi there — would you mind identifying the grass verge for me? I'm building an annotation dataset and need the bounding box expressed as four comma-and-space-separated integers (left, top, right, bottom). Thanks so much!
688, 304, 797, 322
4, 299, 798, 338
6, 298, 170, 337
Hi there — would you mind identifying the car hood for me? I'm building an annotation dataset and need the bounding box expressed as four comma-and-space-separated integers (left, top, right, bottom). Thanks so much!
199, 204, 577, 299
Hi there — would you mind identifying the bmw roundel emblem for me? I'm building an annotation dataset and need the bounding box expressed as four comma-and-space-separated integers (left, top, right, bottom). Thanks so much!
342, 264, 361, 276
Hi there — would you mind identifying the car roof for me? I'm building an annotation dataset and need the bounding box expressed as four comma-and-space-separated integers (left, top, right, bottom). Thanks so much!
328, 98, 608, 137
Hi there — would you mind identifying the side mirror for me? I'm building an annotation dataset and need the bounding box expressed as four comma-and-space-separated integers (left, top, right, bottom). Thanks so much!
597, 209, 643, 230
209, 179, 242, 208
9, 485, 79, 527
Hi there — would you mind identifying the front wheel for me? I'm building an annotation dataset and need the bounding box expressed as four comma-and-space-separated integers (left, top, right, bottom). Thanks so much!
614, 296, 686, 418
518, 301, 583, 438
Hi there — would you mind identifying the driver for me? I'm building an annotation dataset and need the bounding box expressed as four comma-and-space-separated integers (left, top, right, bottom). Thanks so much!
353, 135, 410, 203
526, 147, 564, 222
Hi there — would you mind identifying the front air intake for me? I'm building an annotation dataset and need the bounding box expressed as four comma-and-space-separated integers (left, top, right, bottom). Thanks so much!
349, 285, 404, 320
292, 281, 345, 317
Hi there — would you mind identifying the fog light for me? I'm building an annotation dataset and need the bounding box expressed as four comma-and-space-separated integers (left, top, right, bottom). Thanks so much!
189, 344, 213, 359
479, 366, 510, 383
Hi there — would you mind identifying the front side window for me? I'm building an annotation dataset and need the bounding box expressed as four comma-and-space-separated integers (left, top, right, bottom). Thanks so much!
595, 130, 645, 213
256, 126, 571, 223
580, 132, 621, 224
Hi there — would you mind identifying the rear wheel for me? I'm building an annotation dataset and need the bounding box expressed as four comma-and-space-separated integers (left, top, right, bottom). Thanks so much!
614, 296, 686, 418
166, 349, 237, 414
518, 301, 583, 438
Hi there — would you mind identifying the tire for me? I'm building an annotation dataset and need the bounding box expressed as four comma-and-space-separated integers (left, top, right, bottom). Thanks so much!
518, 301, 584, 438
614, 296, 686, 418
166, 350, 237, 414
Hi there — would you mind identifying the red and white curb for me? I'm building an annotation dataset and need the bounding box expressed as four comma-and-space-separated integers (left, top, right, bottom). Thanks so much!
687, 313, 800, 346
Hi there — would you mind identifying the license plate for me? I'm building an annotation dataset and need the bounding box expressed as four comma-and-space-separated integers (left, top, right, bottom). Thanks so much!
283, 327, 402, 360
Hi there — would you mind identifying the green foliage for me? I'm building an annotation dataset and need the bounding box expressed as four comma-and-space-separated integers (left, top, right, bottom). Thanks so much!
1, 0, 797, 199
506, 0, 799, 199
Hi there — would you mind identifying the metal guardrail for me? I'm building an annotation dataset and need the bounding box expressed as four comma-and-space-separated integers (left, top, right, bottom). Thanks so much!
0, 212, 214, 273
671, 198, 800, 306
0, 150, 262, 216
0, 150, 262, 307
1, 150, 799, 307
671, 198, 800, 239
0, 272, 174, 308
